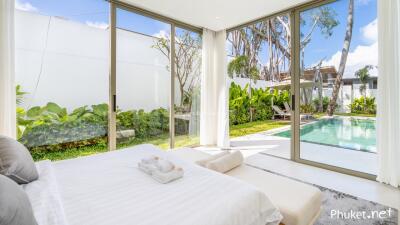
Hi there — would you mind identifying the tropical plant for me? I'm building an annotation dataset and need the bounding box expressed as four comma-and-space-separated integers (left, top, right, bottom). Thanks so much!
355, 65, 373, 110
312, 96, 330, 113
228, 55, 261, 121
300, 104, 314, 114
349, 96, 376, 114
229, 82, 289, 125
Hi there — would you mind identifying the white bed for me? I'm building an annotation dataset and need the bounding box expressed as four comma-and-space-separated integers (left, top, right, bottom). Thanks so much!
26, 144, 282, 225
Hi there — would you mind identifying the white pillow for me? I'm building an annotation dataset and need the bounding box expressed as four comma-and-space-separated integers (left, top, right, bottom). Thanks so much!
206, 151, 244, 173
195, 151, 229, 167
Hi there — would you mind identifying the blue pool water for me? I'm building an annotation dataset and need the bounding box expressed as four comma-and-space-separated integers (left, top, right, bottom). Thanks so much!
274, 117, 376, 152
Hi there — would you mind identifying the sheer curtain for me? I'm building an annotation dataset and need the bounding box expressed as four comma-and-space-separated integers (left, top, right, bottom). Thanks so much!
0, 0, 16, 139
376, 0, 400, 187
200, 29, 230, 148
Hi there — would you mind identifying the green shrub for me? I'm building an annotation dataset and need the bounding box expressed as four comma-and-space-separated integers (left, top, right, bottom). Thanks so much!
18, 82, 291, 152
229, 82, 289, 125
312, 97, 330, 112
300, 104, 314, 114
349, 96, 376, 114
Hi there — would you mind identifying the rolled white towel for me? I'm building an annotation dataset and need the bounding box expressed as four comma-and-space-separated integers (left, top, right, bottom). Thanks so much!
152, 168, 184, 184
206, 151, 243, 173
138, 162, 158, 175
195, 151, 229, 167
155, 159, 175, 173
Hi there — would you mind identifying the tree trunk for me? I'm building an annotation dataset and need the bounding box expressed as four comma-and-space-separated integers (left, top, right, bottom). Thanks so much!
327, 0, 354, 116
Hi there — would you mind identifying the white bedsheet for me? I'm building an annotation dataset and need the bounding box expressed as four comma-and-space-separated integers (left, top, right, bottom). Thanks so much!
23, 160, 69, 225
53, 144, 282, 225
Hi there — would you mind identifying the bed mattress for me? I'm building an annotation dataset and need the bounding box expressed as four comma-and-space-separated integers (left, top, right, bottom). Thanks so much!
46, 144, 281, 225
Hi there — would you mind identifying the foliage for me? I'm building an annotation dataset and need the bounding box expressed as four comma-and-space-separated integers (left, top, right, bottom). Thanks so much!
227, 55, 260, 80
349, 96, 376, 114
300, 104, 314, 114
312, 96, 330, 112
230, 120, 290, 138
229, 82, 289, 125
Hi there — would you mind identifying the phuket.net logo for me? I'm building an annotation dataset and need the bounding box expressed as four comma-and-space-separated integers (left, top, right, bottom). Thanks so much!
330, 208, 394, 220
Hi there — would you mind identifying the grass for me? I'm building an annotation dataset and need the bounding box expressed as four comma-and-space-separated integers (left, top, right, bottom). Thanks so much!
230, 120, 290, 138
32, 134, 199, 162
333, 112, 376, 117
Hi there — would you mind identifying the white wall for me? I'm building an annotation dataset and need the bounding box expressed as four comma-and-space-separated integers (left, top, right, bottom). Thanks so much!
15, 10, 173, 112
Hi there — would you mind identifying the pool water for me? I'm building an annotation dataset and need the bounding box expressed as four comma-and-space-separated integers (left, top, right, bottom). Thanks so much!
274, 117, 376, 152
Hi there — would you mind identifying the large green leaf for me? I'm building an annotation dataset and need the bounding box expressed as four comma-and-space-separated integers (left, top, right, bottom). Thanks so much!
26, 106, 42, 118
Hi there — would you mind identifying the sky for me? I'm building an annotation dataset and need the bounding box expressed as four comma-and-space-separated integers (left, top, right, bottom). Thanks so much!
302, 0, 378, 78
16, 0, 377, 78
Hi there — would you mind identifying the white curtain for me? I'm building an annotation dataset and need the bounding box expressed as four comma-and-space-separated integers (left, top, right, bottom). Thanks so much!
0, 0, 16, 139
200, 29, 230, 148
376, 0, 400, 187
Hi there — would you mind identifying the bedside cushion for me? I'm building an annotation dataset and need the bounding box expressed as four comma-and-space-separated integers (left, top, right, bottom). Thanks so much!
0, 174, 38, 225
0, 135, 38, 184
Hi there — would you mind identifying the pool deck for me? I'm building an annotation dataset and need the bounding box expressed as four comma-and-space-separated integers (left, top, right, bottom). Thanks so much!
229, 126, 378, 175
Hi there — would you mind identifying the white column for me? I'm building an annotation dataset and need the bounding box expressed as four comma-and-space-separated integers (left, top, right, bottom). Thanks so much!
376, 0, 400, 187
200, 29, 230, 148
0, 0, 16, 139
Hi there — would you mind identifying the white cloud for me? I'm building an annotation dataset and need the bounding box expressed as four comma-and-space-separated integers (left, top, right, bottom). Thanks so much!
361, 19, 377, 44
15, 0, 38, 12
321, 42, 378, 78
153, 30, 169, 39
321, 19, 378, 78
85, 21, 109, 30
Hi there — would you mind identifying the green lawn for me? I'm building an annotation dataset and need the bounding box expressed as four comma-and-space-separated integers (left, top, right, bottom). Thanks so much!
333, 112, 376, 117
230, 120, 290, 138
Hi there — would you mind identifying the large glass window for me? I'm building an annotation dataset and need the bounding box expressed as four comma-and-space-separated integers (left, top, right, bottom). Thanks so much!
297, 0, 378, 175
15, 0, 110, 161
115, 8, 171, 149
172, 28, 202, 148
227, 14, 292, 159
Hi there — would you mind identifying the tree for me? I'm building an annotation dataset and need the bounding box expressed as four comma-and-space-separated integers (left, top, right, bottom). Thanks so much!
327, 0, 354, 116
227, 55, 260, 121
153, 31, 201, 109
355, 65, 373, 110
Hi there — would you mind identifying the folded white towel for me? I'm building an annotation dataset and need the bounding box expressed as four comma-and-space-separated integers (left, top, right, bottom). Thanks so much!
152, 168, 184, 184
138, 162, 158, 175
156, 159, 175, 173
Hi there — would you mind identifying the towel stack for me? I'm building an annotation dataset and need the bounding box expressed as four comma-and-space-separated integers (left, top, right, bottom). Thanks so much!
138, 156, 184, 184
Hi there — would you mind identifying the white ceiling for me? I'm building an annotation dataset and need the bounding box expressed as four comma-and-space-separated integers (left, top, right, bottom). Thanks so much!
121, 0, 311, 31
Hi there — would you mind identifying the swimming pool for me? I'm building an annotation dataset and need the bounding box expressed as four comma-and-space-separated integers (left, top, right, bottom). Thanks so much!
274, 117, 376, 152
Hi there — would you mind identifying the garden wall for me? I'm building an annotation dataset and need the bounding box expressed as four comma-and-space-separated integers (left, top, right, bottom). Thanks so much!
15, 10, 179, 112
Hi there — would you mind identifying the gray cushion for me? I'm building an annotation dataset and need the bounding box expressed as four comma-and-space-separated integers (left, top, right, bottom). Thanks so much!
0, 174, 38, 225
0, 135, 38, 184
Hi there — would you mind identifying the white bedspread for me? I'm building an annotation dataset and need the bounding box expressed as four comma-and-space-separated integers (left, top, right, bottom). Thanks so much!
23, 160, 69, 225
53, 144, 282, 225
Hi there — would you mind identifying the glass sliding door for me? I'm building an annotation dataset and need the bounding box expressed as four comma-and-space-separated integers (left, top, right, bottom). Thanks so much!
115, 8, 171, 149
296, 0, 378, 176
15, 0, 110, 161
172, 27, 202, 148
227, 13, 293, 159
